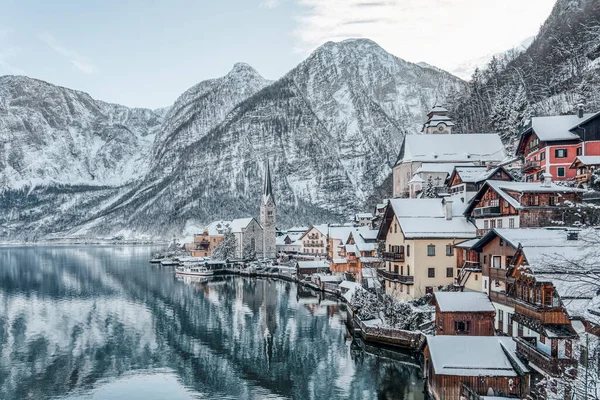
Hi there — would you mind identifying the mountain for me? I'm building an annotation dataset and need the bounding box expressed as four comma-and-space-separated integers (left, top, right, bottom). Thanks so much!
0, 76, 165, 189
0, 38, 464, 240
448, 0, 600, 151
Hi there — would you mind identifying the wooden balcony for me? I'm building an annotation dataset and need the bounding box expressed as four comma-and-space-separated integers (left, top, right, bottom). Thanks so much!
521, 160, 541, 173
515, 337, 577, 377
488, 267, 508, 281
575, 173, 590, 182
489, 290, 513, 307
376, 269, 414, 284
382, 251, 404, 262
473, 206, 501, 217
513, 299, 569, 325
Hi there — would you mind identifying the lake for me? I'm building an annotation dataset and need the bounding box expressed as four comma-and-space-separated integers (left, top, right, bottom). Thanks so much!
0, 246, 423, 399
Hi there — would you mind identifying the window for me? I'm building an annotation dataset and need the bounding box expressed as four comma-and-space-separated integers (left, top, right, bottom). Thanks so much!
506, 256, 513, 267
407, 245, 410, 257
497, 219, 502, 228
555, 148, 568, 158
507, 313, 512, 326
540, 152, 545, 160
393, 264, 399, 273
475, 274, 478, 281
549, 196, 556, 206
539, 335, 545, 344
509, 218, 515, 229
428, 268, 435, 278
446, 245, 453, 256
454, 321, 471, 334
577, 147, 583, 156
492, 256, 501, 269
484, 279, 488, 289
499, 238, 504, 246
446, 267, 454, 278
498, 310, 504, 322
427, 245, 435, 256
407, 285, 410, 295
504, 200, 509, 208
407, 265, 410, 276
483, 255, 488, 264
400, 265, 404, 275
557, 167, 565, 177
484, 220, 489, 229
490, 219, 496, 229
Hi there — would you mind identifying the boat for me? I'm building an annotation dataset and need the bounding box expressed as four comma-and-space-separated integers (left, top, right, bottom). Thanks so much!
160, 259, 179, 266
175, 264, 214, 277
149, 258, 162, 264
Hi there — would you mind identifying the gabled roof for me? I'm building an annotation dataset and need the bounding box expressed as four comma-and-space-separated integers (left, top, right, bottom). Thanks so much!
569, 155, 600, 169
378, 198, 476, 240
435, 292, 495, 313
426, 336, 528, 377
396, 133, 506, 165
205, 220, 232, 236
465, 180, 586, 214
471, 228, 572, 251
416, 162, 474, 175
230, 217, 256, 233
298, 224, 329, 240
262, 160, 275, 205
448, 165, 512, 185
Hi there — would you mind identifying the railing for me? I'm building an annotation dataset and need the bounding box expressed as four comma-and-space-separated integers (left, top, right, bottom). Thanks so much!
473, 206, 501, 216
575, 173, 590, 182
382, 251, 405, 262
376, 269, 414, 284
489, 290, 513, 306
515, 337, 577, 377
303, 242, 324, 247
455, 261, 481, 287
521, 160, 541, 172
489, 267, 507, 281
513, 299, 567, 325
353, 316, 424, 349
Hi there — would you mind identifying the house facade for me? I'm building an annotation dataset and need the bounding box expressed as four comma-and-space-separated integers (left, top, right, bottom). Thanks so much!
299, 224, 328, 257
329, 227, 381, 277
447, 165, 513, 203
515, 109, 600, 182
465, 177, 585, 236
377, 198, 476, 300
434, 292, 496, 336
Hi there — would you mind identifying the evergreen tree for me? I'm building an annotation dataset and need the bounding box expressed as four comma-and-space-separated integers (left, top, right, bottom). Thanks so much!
243, 242, 257, 260
425, 175, 436, 198
212, 229, 237, 260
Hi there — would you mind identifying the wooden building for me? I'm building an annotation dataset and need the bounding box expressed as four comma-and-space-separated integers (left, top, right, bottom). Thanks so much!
569, 155, 600, 186
447, 165, 513, 203
515, 109, 600, 182
433, 292, 495, 336
464, 177, 585, 236
453, 238, 482, 292
424, 336, 530, 400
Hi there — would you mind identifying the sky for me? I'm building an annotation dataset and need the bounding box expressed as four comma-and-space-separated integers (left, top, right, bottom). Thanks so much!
0, 0, 557, 109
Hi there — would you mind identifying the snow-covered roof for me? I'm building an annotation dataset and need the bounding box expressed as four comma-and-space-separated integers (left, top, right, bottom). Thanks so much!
288, 226, 309, 233
316, 275, 344, 283
426, 336, 528, 377
398, 133, 506, 164
435, 292, 495, 313
454, 238, 480, 249
329, 226, 355, 242
429, 105, 449, 113
205, 220, 232, 236
359, 257, 382, 263
340, 281, 361, 290
312, 224, 329, 236
296, 260, 329, 270
571, 155, 600, 167
355, 213, 373, 219
230, 217, 254, 233
416, 163, 473, 175
345, 244, 357, 253
452, 166, 495, 183
332, 258, 347, 264
529, 114, 595, 141
386, 198, 476, 239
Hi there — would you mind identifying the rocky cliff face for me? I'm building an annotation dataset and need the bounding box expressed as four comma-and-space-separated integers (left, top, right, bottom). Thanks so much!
0, 39, 463, 241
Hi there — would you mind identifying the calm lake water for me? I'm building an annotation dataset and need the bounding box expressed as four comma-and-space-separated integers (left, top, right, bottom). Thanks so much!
0, 246, 423, 400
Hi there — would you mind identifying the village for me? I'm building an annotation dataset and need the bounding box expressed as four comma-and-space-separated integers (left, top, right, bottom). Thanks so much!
166, 106, 600, 400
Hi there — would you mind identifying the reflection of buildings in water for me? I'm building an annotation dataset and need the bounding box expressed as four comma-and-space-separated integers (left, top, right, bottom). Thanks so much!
260, 280, 278, 368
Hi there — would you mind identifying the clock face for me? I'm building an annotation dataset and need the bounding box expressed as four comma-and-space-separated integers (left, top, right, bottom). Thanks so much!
438, 124, 445, 132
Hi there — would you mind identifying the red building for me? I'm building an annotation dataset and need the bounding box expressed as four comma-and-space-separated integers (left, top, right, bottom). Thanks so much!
515, 109, 600, 182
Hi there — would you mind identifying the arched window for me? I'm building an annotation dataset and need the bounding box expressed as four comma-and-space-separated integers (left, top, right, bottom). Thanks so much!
250, 238, 256, 251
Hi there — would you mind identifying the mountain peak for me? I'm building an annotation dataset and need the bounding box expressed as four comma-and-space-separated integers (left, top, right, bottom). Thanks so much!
227, 62, 262, 78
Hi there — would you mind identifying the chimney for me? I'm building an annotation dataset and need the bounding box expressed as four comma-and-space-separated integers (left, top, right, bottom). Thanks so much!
444, 199, 453, 220
486, 162, 493, 170
541, 172, 553, 187
577, 104, 584, 119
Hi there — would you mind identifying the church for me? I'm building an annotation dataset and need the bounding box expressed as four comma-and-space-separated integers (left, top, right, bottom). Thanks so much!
392, 106, 506, 198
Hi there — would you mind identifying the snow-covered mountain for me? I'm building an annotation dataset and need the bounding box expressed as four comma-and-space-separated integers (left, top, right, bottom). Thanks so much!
0, 76, 165, 190
0, 39, 464, 241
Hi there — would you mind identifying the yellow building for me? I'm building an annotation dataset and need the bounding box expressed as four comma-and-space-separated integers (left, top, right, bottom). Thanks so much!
377, 198, 476, 300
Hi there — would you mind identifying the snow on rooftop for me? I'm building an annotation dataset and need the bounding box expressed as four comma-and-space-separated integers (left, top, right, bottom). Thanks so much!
530, 114, 595, 141
230, 217, 254, 233
435, 292, 495, 313
399, 134, 506, 164
427, 336, 527, 377
416, 163, 474, 175
572, 155, 600, 166
296, 260, 329, 269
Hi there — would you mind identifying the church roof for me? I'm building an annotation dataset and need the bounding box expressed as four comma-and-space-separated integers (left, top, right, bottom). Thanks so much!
262, 161, 275, 205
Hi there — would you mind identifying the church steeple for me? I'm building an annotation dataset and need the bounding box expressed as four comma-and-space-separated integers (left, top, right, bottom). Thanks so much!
260, 160, 276, 259
263, 161, 275, 205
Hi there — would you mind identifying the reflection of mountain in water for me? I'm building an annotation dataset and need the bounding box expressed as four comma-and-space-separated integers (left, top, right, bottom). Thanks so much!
0, 246, 423, 399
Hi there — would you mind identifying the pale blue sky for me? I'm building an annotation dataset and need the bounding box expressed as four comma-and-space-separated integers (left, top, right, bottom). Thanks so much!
0, 0, 556, 109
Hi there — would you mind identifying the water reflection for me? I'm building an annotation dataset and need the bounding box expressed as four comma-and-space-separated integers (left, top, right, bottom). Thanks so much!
0, 246, 423, 399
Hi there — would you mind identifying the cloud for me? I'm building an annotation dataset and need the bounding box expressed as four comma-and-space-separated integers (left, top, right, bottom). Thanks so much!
262, 0, 283, 8
292, 0, 556, 75
0, 27, 25, 75
37, 32, 97, 74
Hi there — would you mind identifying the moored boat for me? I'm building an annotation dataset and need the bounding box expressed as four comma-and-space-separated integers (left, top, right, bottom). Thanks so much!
175, 264, 214, 277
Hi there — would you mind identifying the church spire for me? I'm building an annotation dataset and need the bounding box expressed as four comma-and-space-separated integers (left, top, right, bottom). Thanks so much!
263, 161, 275, 205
